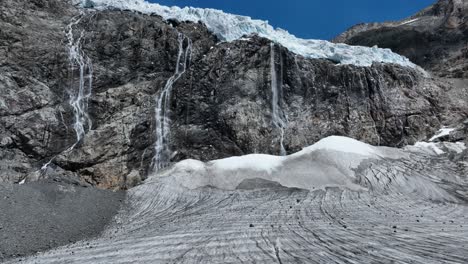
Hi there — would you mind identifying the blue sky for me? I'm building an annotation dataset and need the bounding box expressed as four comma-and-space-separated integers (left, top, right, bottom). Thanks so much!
151, 0, 435, 40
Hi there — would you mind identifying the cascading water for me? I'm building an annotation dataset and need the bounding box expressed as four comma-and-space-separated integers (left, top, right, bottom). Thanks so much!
66, 16, 94, 149
270, 43, 287, 156
152, 33, 192, 172
41, 15, 93, 172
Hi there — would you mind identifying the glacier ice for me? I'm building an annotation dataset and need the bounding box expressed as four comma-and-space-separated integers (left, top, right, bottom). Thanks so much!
78, 0, 419, 68
159, 136, 402, 192
293, 135, 380, 156
10, 136, 468, 263
405, 127, 465, 155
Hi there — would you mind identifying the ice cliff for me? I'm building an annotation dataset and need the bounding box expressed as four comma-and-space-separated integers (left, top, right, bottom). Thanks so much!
79, 0, 417, 67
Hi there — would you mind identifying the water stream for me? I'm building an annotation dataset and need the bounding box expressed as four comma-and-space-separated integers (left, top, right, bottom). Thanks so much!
152, 33, 192, 171
270, 43, 287, 156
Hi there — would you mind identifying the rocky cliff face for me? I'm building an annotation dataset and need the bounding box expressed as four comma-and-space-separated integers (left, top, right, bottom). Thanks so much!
334, 0, 468, 78
1, 0, 467, 189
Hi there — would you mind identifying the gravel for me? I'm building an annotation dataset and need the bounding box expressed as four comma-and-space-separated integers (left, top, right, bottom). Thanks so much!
0, 180, 125, 261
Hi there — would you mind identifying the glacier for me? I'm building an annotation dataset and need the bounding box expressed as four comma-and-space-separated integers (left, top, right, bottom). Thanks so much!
77, 0, 418, 68
162, 136, 391, 192
8, 136, 468, 263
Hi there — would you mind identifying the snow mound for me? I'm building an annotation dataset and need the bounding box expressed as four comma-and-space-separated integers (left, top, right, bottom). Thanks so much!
210, 154, 283, 173
79, 0, 418, 68
158, 136, 392, 192
294, 136, 377, 157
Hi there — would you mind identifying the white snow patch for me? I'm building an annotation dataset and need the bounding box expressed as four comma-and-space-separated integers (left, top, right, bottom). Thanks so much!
444, 142, 466, 154
79, 0, 419, 68
158, 136, 390, 192
429, 127, 455, 141
399, 18, 420, 26
413, 142, 445, 155
19, 179, 25, 185
294, 136, 377, 157
209, 154, 283, 174
175, 159, 206, 171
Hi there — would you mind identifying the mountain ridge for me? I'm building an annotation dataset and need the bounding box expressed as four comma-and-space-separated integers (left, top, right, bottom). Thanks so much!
334, 0, 468, 78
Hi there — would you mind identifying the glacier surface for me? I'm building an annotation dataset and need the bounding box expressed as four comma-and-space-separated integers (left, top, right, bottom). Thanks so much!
8, 136, 468, 263
78, 0, 418, 68
161, 136, 407, 192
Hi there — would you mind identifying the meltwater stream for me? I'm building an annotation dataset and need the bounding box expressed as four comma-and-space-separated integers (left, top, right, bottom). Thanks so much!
270, 43, 287, 156
40, 15, 94, 172
66, 15, 94, 149
152, 33, 192, 171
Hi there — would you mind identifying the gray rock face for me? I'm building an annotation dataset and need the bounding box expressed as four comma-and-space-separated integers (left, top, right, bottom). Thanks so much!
0, 0, 467, 188
334, 0, 468, 78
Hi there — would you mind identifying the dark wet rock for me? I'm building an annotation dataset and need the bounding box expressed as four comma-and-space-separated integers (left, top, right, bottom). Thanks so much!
0, 0, 467, 188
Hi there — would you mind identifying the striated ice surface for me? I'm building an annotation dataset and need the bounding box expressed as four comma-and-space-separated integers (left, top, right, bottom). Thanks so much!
78, 0, 418, 68
9, 136, 468, 263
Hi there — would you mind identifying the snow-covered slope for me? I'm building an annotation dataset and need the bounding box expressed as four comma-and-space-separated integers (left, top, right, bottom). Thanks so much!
79, 0, 418, 68
160, 136, 404, 192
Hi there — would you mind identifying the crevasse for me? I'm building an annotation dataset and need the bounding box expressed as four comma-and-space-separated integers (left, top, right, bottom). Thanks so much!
79, 0, 417, 68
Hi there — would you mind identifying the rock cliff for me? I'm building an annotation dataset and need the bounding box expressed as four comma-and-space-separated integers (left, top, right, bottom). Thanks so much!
1, 0, 467, 188
334, 0, 468, 78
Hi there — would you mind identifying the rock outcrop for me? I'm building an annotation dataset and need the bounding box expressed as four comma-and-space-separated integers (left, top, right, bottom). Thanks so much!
334, 0, 468, 78
1, 0, 467, 189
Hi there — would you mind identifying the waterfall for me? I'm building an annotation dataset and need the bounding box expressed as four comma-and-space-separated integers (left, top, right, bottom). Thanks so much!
270, 43, 287, 156
66, 16, 94, 150
152, 33, 192, 172
40, 15, 93, 173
